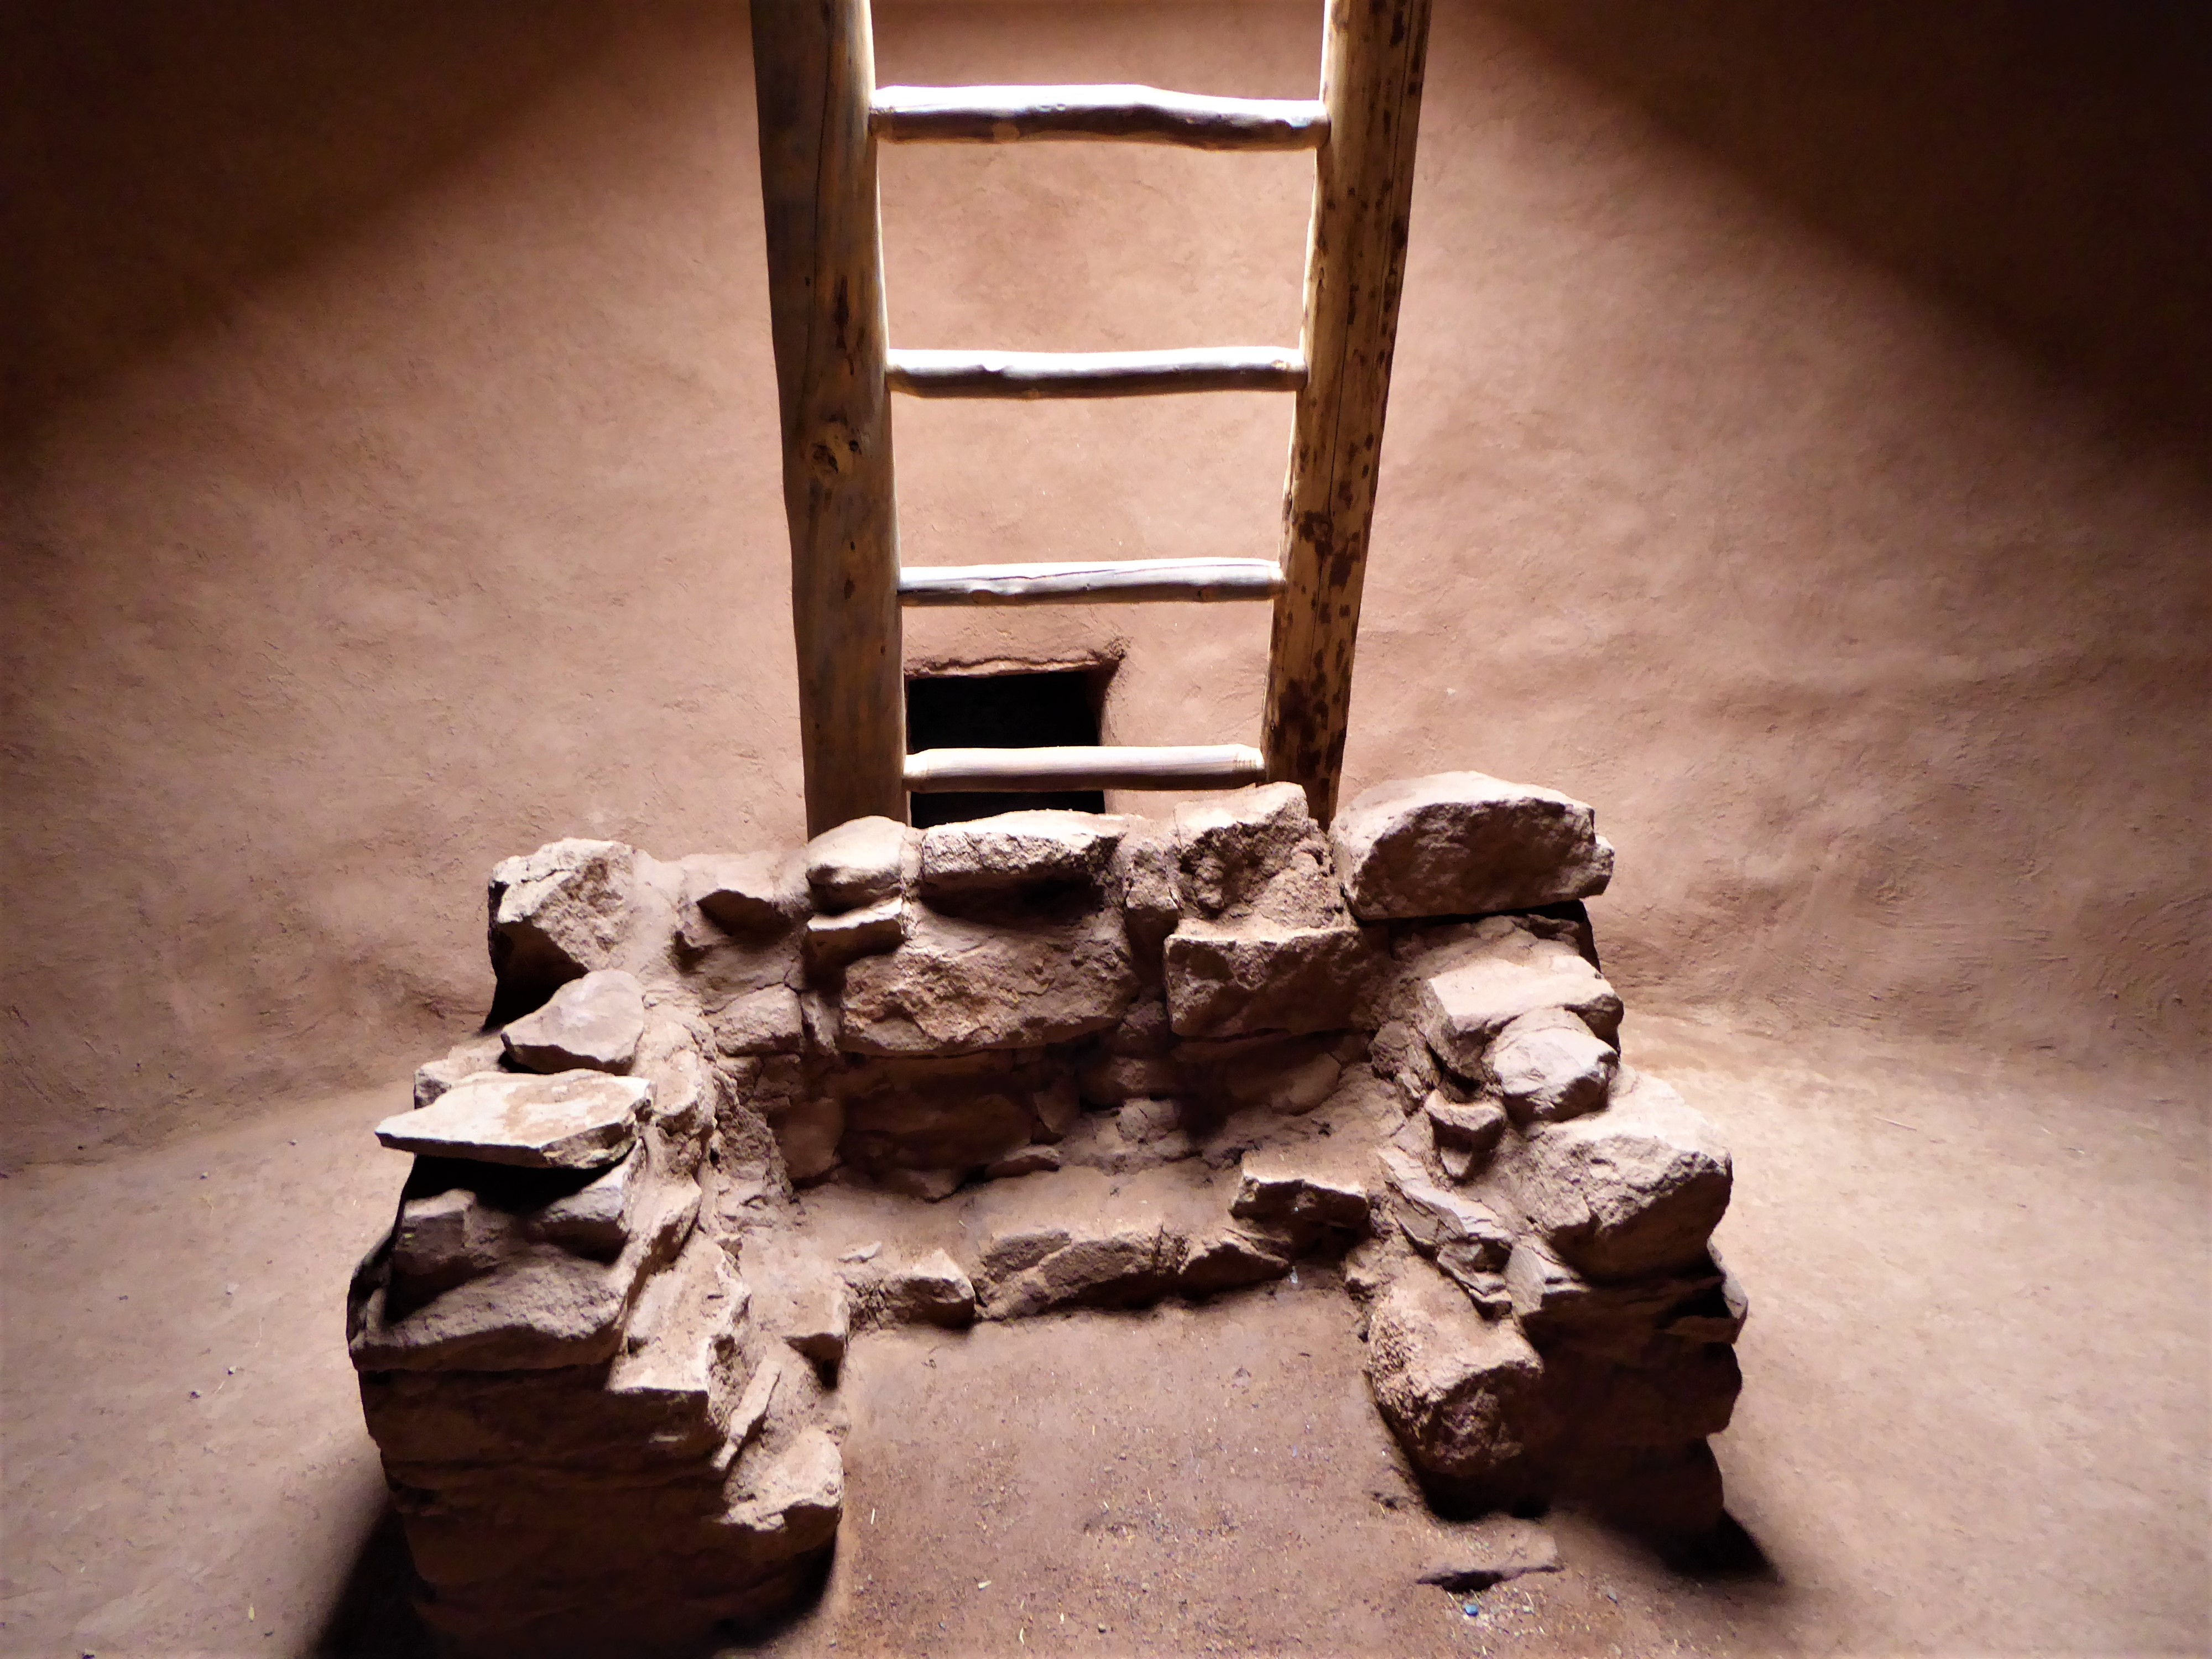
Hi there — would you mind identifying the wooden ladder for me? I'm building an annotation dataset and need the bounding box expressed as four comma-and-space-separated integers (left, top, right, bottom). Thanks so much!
751, 0, 1432, 837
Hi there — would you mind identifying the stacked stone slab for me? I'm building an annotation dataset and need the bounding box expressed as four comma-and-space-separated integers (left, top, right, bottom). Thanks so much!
350, 770, 1745, 1650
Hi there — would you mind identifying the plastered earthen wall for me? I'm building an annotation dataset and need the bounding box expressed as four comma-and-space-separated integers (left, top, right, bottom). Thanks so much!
5, 0, 2206, 1166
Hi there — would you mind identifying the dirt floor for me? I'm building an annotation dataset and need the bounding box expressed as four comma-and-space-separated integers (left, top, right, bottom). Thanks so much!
2, 1011, 2204, 1658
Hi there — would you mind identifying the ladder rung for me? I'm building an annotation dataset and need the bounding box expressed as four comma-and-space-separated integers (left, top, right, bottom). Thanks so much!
900, 558, 1283, 608
872, 84, 1329, 152
905, 744, 1266, 793
886, 347, 1304, 400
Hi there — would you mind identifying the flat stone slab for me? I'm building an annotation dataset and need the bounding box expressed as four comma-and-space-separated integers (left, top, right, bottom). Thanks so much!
502, 969, 645, 1074
376, 1071, 651, 1170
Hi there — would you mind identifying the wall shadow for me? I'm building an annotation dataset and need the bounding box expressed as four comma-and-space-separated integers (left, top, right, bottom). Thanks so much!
1479, 0, 2212, 447
0, 0, 620, 442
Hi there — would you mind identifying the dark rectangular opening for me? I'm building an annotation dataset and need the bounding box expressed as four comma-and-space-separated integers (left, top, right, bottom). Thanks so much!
905, 669, 1106, 828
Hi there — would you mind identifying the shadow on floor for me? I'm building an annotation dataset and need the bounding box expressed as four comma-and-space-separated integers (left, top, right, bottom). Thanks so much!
314, 1500, 435, 1658
1661, 1510, 1778, 1581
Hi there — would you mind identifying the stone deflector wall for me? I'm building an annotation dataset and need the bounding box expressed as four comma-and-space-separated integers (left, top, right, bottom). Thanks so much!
347, 772, 1745, 1652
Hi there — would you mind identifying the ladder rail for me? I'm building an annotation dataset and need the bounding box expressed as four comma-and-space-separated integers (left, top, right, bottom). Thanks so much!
1263, 0, 1433, 822
750, 0, 906, 838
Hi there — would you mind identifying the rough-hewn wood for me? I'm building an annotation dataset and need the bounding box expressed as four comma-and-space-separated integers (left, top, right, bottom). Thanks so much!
872, 84, 1329, 150
899, 558, 1284, 607
904, 745, 1267, 792
752, 0, 906, 836
1262, 0, 1433, 823
886, 347, 1305, 400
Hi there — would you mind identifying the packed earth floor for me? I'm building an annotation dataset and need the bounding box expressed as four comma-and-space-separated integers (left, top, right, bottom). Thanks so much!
3, 1010, 2203, 1659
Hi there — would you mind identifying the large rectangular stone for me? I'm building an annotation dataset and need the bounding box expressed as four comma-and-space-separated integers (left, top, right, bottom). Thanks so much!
375, 1072, 651, 1170
838, 906, 1136, 1055
1162, 916, 1381, 1038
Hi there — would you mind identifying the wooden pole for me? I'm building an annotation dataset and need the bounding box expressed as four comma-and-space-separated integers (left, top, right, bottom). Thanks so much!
899, 557, 1284, 607
886, 346, 1305, 400
1261, 0, 1433, 823
751, 0, 906, 836
872, 85, 1329, 150
905, 744, 1267, 793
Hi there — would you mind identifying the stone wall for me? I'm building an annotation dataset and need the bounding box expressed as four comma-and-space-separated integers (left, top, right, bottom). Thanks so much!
348, 772, 1745, 1651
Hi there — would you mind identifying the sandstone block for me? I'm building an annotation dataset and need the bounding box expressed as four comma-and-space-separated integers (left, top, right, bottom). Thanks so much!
1414, 928, 1623, 1077
389, 1185, 518, 1292
487, 839, 642, 1003
784, 1280, 850, 1371
1116, 1097, 1183, 1145
1175, 782, 1343, 924
1162, 915, 1380, 1039
869, 1249, 976, 1327
803, 895, 908, 975
1378, 1146, 1513, 1267
1504, 1237, 1724, 1359
711, 985, 805, 1057
1176, 1226, 1296, 1295
981, 1222, 1185, 1319
348, 1173, 698, 1372
681, 851, 806, 938
985, 1144, 1062, 1179
1031, 1076, 1081, 1141
725, 1347, 786, 1455
1365, 1258, 1556, 1493
530, 1153, 636, 1259
1425, 1094, 1507, 1171
1564, 1439, 1726, 1537
388, 1151, 644, 1302
1370, 1019, 1443, 1106
1507, 1070, 1731, 1279
501, 969, 646, 1076
804, 816, 911, 912
1488, 1007, 1616, 1124
721, 1428, 844, 1563
918, 810, 1124, 899
978, 1226, 1070, 1281
1332, 773, 1615, 920
839, 905, 1136, 1055
1104, 996, 1174, 1057
1229, 1148, 1370, 1232
1112, 827, 1182, 982
413, 1034, 508, 1110
376, 1072, 650, 1170
604, 1231, 749, 1452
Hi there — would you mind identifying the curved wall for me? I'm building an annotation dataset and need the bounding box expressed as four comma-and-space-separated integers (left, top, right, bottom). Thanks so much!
4, 0, 2206, 1164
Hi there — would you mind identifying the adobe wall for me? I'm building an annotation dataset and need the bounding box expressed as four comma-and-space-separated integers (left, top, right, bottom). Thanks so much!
6, 0, 2207, 1164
